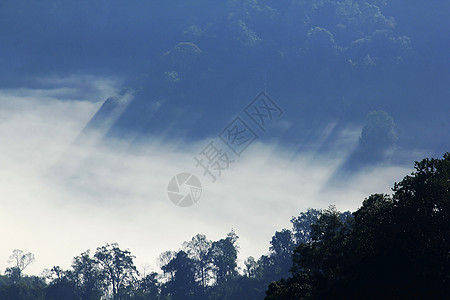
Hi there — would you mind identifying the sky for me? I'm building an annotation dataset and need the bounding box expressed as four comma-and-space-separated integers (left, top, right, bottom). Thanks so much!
0, 76, 416, 275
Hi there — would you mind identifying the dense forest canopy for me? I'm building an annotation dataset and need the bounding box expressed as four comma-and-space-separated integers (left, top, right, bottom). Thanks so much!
0, 0, 448, 156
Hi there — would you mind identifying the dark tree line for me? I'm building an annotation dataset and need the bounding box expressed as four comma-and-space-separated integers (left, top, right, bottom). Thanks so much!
266, 153, 450, 299
1, 153, 449, 299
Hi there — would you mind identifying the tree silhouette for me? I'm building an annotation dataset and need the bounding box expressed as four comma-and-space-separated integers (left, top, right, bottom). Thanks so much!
161, 250, 197, 300
94, 243, 138, 300
7, 249, 35, 282
266, 153, 450, 299
71, 250, 103, 300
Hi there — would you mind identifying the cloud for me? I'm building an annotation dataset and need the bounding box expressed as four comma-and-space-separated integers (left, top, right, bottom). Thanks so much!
0, 80, 415, 276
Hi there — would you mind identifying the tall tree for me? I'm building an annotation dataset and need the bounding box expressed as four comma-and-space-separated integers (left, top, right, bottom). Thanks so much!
290, 208, 321, 245
135, 272, 160, 299
267, 229, 296, 281
44, 266, 76, 300
390, 152, 450, 294
208, 231, 239, 286
7, 249, 35, 281
94, 243, 138, 300
71, 250, 103, 300
183, 234, 212, 291
158, 250, 176, 283
161, 250, 197, 300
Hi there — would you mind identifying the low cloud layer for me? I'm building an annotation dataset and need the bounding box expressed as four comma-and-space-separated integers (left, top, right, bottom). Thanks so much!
0, 80, 415, 276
